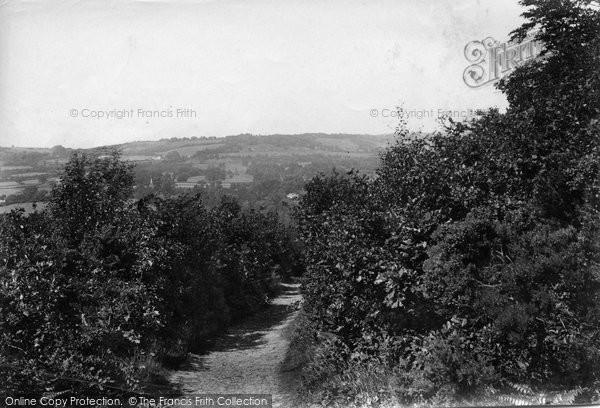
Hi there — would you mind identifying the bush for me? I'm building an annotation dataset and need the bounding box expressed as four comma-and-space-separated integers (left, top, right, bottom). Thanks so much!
293, 0, 600, 404
0, 151, 301, 395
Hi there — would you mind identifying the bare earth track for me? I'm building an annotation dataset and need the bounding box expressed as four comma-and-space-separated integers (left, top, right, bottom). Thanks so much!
169, 283, 302, 408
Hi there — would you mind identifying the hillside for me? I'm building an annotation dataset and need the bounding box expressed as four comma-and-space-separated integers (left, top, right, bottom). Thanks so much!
112, 133, 392, 158
0, 133, 394, 213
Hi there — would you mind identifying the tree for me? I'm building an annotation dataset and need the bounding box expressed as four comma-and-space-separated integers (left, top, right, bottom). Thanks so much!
165, 150, 182, 162
294, 0, 600, 403
51, 145, 68, 158
49, 151, 134, 246
0, 150, 162, 395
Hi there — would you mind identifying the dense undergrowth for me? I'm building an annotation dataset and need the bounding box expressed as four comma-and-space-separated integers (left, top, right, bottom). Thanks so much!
289, 0, 600, 405
0, 151, 302, 395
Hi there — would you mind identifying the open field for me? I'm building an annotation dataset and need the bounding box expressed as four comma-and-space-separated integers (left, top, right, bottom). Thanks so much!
226, 174, 253, 183
0, 186, 25, 196
0, 166, 33, 171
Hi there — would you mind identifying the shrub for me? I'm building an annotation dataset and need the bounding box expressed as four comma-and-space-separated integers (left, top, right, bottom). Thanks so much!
0, 151, 301, 395
293, 0, 600, 403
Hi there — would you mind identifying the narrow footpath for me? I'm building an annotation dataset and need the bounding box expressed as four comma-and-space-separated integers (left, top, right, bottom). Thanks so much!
169, 283, 302, 408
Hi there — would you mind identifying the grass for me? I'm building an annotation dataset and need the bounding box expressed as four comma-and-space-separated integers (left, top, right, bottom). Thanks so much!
0, 165, 33, 171
130, 349, 171, 387
157, 143, 225, 157
187, 175, 206, 183
122, 155, 157, 162
226, 174, 253, 183
0, 187, 25, 196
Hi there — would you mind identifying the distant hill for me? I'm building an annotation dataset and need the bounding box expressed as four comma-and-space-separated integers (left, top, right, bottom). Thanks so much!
104, 133, 394, 159
0, 133, 398, 213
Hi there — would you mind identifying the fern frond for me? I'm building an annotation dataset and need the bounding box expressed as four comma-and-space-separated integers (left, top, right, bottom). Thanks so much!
507, 381, 534, 395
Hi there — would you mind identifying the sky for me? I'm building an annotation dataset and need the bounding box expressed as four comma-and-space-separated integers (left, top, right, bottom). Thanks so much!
0, 0, 526, 148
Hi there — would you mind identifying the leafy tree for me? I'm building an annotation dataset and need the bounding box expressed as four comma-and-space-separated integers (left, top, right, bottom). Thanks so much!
49, 151, 134, 246
294, 0, 600, 403
0, 152, 161, 394
165, 150, 183, 162
51, 145, 68, 158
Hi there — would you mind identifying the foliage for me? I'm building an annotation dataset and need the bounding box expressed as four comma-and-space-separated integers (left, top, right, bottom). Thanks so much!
0, 151, 301, 395
293, 0, 600, 404
3, 185, 48, 205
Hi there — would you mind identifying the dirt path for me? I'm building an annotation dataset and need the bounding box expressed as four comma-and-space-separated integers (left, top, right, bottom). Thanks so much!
169, 283, 302, 407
